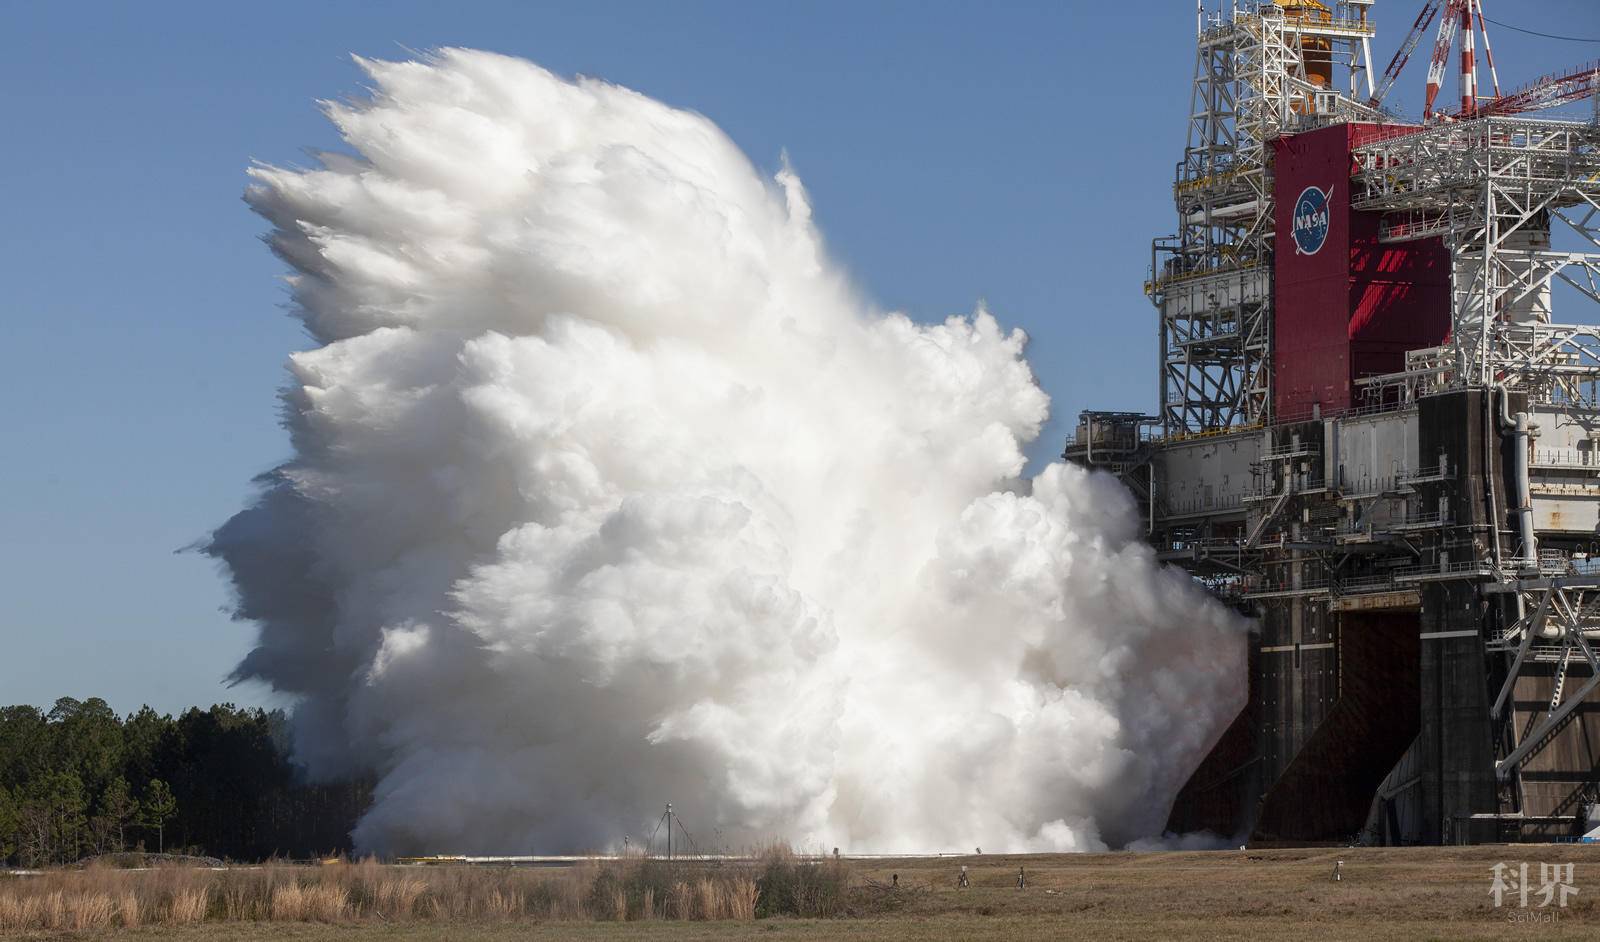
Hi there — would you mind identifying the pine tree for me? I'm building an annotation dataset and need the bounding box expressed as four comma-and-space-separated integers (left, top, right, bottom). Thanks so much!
21, 770, 86, 865
99, 776, 137, 851
141, 779, 176, 853
0, 787, 17, 861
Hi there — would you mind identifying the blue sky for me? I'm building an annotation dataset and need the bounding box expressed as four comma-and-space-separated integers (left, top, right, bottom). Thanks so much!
3, 1, 1597, 716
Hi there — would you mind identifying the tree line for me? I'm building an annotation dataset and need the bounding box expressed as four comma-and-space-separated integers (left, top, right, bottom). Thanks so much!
0, 698, 371, 866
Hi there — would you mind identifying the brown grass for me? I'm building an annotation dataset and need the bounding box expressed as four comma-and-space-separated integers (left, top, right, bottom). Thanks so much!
0, 856, 777, 930
167, 887, 209, 924
728, 876, 758, 920
10, 847, 1600, 939
67, 891, 116, 930
117, 889, 140, 927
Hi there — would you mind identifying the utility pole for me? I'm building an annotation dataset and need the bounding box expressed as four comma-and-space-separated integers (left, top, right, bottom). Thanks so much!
647, 801, 697, 860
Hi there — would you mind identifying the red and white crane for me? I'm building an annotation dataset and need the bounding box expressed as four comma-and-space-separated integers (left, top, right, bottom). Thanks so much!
1369, 0, 1441, 109
1479, 61, 1600, 118
1422, 0, 1502, 119
1377, 0, 1594, 121
1469, 0, 1503, 106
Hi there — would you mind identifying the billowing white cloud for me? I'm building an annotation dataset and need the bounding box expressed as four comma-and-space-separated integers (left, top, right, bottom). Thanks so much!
210, 48, 1245, 855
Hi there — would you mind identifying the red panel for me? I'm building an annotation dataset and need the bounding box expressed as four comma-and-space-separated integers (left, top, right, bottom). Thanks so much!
1348, 227, 1450, 380
1273, 123, 1448, 420
1274, 124, 1356, 419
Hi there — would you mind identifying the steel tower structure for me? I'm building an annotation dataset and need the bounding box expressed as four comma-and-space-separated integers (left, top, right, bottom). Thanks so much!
1353, 118, 1600, 410
1153, 1, 1379, 435
1072, 1, 1600, 846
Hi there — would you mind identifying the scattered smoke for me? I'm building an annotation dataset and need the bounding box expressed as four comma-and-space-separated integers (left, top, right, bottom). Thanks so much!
1123, 831, 1242, 853
209, 49, 1246, 855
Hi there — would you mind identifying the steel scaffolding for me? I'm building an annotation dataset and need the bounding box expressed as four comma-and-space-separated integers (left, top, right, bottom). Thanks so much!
1485, 576, 1600, 787
1344, 115, 1600, 820
1152, 2, 1378, 435
1075, 0, 1600, 850
1350, 117, 1600, 405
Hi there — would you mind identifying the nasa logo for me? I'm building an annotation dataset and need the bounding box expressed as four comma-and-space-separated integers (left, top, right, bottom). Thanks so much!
1292, 184, 1332, 255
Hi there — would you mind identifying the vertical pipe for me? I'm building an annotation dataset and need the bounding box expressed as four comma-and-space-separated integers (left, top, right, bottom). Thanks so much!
1149, 461, 1156, 536
1491, 384, 1539, 569
1459, 2, 1475, 115
1485, 389, 1504, 570
1514, 412, 1537, 565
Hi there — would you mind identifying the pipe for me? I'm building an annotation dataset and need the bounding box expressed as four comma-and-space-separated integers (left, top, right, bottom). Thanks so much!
1493, 382, 1538, 564
1513, 411, 1537, 563
1485, 387, 1505, 568
1149, 462, 1156, 536
1485, 387, 1520, 649
1183, 200, 1260, 225
1537, 625, 1600, 640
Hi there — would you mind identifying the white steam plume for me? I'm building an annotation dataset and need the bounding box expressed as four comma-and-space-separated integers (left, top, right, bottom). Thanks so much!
209, 48, 1245, 855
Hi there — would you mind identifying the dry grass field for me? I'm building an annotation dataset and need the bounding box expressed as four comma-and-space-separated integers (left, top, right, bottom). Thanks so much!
8, 844, 1600, 940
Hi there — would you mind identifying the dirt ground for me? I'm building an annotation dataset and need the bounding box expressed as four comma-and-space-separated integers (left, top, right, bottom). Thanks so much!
15, 844, 1600, 940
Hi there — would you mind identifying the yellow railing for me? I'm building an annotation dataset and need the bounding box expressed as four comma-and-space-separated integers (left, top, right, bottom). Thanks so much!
1174, 169, 1248, 197
1147, 259, 1263, 296
1164, 422, 1266, 445
1293, 16, 1376, 36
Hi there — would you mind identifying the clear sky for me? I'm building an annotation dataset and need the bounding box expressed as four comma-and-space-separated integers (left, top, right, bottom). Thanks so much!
3, 1, 1597, 717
